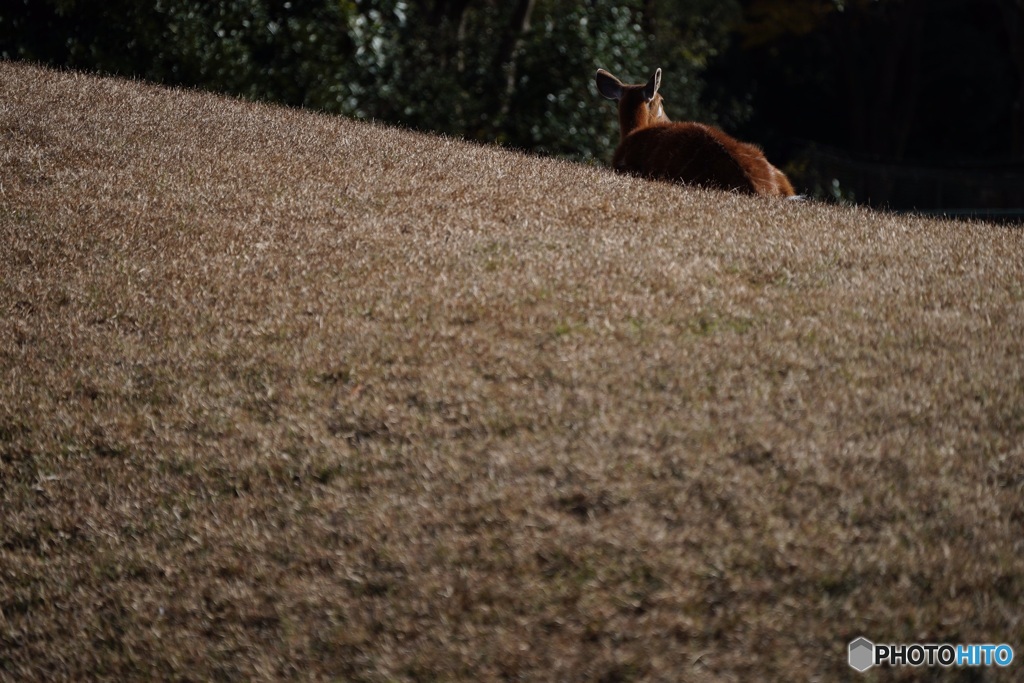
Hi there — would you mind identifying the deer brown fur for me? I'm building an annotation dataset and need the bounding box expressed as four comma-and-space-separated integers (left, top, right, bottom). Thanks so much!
596, 68, 795, 197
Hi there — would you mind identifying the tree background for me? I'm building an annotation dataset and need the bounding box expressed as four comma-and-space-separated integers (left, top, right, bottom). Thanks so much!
3, 0, 1023, 214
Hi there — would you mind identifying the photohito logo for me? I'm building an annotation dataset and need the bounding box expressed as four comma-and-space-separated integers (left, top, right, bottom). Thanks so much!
849, 638, 874, 672
849, 637, 1014, 671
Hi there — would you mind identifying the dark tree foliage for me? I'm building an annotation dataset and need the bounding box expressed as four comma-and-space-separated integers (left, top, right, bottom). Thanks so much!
0, 0, 740, 161
3, 0, 1023, 209
0, 0, 168, 74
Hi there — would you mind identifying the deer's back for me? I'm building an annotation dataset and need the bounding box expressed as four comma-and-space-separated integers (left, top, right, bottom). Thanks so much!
613, 122, 785, 196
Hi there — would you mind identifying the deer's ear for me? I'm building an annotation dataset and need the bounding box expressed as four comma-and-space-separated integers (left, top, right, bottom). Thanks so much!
596, 69, 623, 101
644, 68, 662, 102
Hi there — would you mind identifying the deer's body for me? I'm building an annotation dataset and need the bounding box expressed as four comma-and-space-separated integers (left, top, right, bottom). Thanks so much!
597, 68, 795, 197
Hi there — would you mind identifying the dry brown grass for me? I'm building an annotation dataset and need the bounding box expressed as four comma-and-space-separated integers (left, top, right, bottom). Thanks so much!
1, 61, 1023, 682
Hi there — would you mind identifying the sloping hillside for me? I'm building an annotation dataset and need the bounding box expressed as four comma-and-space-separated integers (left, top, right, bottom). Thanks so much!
2, 62, 1022, 681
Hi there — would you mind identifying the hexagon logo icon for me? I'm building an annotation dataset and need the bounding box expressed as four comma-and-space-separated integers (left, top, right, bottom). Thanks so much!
849, 637, 875, 672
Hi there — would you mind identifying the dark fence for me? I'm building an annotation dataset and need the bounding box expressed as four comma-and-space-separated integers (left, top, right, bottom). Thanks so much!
795, 144, 1024, 224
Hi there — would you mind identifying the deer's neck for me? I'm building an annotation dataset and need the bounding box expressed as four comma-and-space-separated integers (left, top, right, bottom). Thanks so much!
618, 102, 653, 141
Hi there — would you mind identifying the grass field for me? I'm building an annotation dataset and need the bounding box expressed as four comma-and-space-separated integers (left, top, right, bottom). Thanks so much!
2, 61, 1023, 681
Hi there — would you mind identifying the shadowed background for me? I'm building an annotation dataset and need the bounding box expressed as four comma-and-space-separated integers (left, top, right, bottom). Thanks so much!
3, 0, 1023, 218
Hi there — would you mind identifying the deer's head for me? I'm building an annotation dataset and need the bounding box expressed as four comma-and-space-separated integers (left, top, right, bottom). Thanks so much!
596, 68, 668, 141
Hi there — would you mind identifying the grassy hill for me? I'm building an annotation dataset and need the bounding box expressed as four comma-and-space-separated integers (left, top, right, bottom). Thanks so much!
2, 62, 1023, 681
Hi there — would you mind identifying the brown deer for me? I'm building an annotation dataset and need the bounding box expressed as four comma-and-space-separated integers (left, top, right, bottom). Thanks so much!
596, 68, 795, 197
